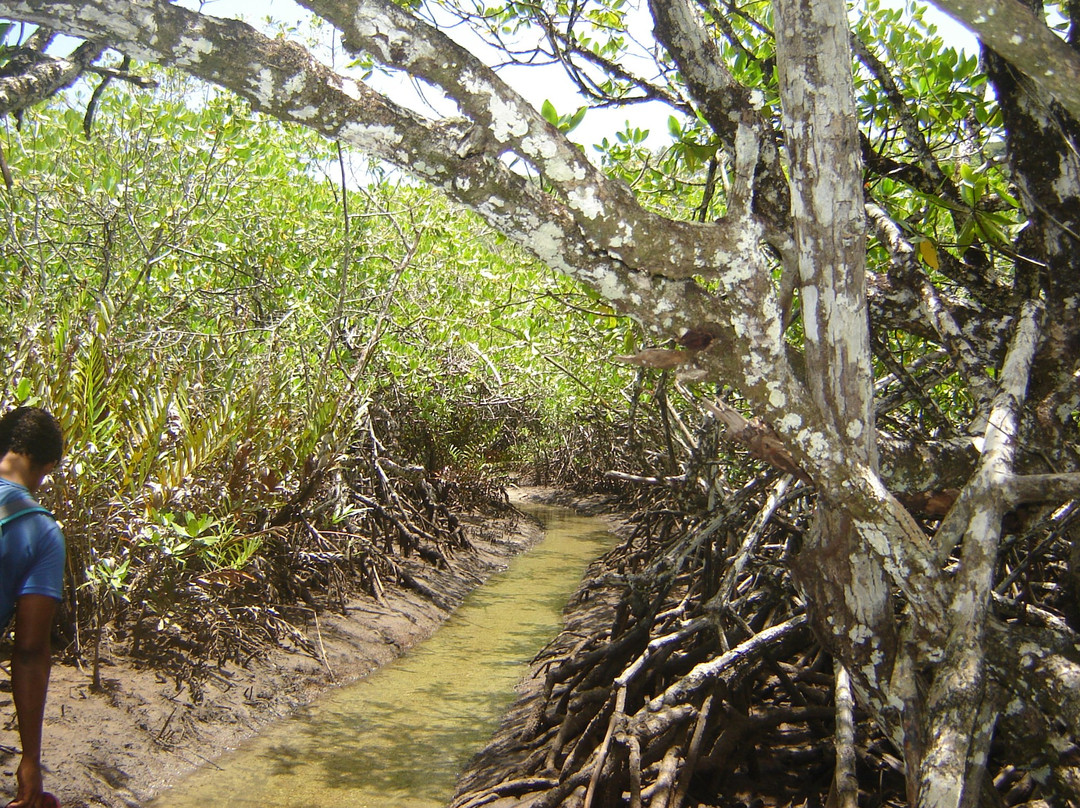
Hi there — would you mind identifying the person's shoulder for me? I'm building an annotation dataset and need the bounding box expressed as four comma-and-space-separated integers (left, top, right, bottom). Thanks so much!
29, 508, 62, 536
0, 479, 35, 512
18, 509, 65, 557
6, 502, 62, 539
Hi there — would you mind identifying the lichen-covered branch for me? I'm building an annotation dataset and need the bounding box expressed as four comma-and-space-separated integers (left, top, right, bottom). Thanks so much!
298, 0, 751, 283
648, 0, 795, 260
0, 35, 104, 116
912, 299, 1042, 807
934, 299, 1045, 562
930, 0, 1080, 120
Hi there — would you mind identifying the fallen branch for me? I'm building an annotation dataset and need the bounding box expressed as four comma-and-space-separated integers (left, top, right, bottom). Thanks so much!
640, 613, 809, 715
605, 470, 689, 486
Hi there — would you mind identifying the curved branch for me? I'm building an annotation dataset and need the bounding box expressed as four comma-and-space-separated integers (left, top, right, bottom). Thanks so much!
0, 37, 104, 116
930, 0, 1080, 120
648, 0, 794, 259
297, 0, 749, 282
851, 35, 962, 205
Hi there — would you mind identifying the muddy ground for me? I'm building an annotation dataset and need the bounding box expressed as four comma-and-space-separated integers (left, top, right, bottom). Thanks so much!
0, 495, 565, 808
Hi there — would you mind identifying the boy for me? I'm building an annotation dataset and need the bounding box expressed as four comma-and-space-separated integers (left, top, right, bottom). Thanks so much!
0, 407, 65, 808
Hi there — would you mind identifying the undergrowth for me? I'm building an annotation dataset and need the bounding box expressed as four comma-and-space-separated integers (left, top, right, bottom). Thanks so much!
0, 72, 636, 694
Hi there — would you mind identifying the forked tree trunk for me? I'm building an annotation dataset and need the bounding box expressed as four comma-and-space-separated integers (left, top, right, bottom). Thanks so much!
773, 0, 1022, 805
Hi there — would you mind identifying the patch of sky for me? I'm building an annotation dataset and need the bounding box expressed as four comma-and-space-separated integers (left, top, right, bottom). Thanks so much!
175, 0, 675, 156
5, 0, 989, 186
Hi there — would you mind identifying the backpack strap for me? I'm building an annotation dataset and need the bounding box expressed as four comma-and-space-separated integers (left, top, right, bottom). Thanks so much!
0, 497, 52, 528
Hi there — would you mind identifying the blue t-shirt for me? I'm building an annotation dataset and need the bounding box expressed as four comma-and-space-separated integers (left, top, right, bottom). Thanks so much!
0, 479, 65, 628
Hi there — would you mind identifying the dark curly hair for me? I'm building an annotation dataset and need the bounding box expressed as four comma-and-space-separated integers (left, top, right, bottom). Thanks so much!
0, 407, 64, 466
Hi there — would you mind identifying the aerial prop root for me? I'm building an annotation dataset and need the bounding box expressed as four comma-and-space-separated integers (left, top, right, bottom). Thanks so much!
542, 614, 809, 808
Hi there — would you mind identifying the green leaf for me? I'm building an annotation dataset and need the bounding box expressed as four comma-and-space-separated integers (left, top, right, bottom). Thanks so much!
564, 106, 587, 133
541, 99, 559, 126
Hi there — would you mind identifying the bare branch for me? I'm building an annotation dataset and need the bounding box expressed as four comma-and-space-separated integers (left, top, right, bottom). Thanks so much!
930, 0, 1080, 121
935, 299, 1045, 563
833, 663, 860, 808
1003, 472, 1080, 505
638, 613, 809, 712
866, 202, 998, 410
85, 62, 157, 87
0, 38, 105, 117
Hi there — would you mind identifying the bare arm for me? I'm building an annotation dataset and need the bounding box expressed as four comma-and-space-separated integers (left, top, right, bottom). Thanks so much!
10, 594, 57, 808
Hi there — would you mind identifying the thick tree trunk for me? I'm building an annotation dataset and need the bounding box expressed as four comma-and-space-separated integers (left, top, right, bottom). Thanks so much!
983, 25, 1080, 473
771, 0, 910, 791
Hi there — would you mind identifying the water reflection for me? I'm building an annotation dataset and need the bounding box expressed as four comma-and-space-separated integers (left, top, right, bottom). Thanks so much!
150, 505, 613, 808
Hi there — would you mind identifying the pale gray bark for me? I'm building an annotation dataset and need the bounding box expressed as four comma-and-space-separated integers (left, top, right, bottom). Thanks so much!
772, 0, 902, 758
0, 36, 104, 116
774, 0, 874, 452
916, 300, 1043, 808
930, 0, 1080, 120
833, 663, 860, 808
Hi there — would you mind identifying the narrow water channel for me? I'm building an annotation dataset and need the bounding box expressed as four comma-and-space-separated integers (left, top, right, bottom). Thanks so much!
149, 503, 614, 808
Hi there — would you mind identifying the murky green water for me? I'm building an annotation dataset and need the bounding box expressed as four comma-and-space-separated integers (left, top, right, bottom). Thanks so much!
149, 503, 613, 808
